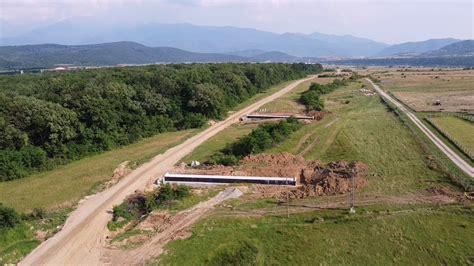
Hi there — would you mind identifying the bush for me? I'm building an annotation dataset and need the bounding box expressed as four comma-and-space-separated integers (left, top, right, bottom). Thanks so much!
207, 239, 260, 266
208, 153, 240, 166
0, 204, 21, 229
299, 78, 351, 111
111, 184, 191, 223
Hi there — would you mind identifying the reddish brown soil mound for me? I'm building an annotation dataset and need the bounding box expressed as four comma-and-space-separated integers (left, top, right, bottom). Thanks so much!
175, 153, 368, 199
252, 158, 368, 199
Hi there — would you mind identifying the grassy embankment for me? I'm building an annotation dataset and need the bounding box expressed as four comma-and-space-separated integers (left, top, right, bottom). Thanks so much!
156, 78, 473, 264
159, 205, 473, 265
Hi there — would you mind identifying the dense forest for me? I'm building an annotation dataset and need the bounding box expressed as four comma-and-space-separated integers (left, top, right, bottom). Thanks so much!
0, 63, 322, 181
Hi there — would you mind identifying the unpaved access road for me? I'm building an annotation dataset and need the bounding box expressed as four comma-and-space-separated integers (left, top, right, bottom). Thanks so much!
367, 78, 474, 178
20, 76, 314, 265
105, 188, 243, 265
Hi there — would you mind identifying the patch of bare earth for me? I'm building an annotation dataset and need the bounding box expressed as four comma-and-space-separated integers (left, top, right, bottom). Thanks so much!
103, 188, 243, 265
175, 153, 368, 200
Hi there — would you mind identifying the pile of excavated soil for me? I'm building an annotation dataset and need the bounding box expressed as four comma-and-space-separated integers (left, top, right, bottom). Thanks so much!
251, 159, 368, 200
174, 153, 368, 199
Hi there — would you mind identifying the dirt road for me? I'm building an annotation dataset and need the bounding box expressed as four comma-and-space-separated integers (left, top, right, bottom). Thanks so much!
105, 188, 243, 265
20, 76, 314, 265
367, 78, 474, 178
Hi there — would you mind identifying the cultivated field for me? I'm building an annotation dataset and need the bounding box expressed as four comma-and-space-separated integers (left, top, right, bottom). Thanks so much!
378, 69, 474, 113
429, 116, 474, 156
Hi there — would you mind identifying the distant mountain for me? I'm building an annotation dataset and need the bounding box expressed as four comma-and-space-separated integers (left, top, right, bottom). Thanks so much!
225, 49, 268, 57
376, 38, 460, 57
422, 40, 474, 57
0, 42, 317, 70
307, 32, 389, 57
326, 56, 474, 68
0, 42, 248, 69
249, 51, 299, 62
0, 20, 389, 57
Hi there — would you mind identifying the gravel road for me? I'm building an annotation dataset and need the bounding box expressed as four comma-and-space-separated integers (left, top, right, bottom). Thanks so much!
367, 78, 474, 178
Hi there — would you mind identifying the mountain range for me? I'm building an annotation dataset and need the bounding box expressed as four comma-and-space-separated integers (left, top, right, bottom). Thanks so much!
375, 38, 461, 57
0, 42, 308, 70
1, 39, 473, 70
1, 21, 389, 57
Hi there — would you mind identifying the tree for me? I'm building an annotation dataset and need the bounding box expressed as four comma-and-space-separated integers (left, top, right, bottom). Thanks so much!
187, 83, 225, 118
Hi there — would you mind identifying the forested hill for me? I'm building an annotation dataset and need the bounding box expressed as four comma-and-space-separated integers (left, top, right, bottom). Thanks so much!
0, 42, 245, 70
0, 42, 302, 70
422, 40, 474, 57
0, 63, 322, 181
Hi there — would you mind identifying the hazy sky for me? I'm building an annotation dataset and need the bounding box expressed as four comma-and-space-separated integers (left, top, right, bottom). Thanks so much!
1, 0, 473, 44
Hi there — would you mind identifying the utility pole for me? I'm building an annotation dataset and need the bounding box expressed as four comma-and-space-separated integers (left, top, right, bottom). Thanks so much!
286, 178, 290, 218
349, 167, 356, 214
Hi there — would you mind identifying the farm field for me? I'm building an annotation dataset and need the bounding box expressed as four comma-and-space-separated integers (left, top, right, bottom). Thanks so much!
377, 69, 474, 113
0, 130, 198, 213
429, 116, 474, 156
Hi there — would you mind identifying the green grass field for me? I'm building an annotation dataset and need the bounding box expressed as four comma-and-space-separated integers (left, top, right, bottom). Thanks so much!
0, 130, 197, 213
268, 80, 448, 195
259, 78, 316, 113
158, 205, 473, 265
0, 210, 69, 264
429, 116, 474, 155
181, 123, 258, 164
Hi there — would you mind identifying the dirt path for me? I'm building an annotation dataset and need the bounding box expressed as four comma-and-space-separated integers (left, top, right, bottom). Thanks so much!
104, 188, 243, 265
19, 76, 314, 266
367, 78, 474, 178
218, 193, 464, 218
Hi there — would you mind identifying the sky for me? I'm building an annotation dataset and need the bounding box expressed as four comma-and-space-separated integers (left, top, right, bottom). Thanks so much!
0, 0, 473, 44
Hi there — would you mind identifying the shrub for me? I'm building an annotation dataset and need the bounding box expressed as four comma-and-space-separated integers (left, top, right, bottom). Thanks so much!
299, 78, 351, 111
0, 203, 21, 229
207, 239, 260, 266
